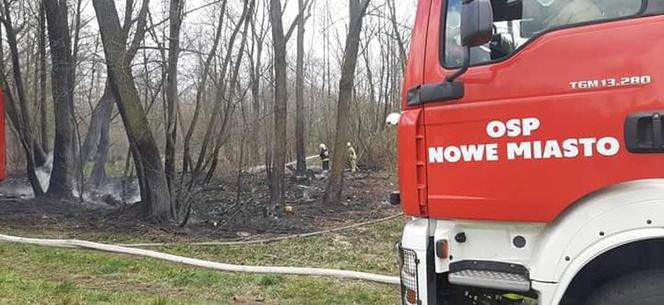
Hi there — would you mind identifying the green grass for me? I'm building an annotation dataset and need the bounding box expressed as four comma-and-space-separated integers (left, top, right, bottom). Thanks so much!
0, 219, 404, 305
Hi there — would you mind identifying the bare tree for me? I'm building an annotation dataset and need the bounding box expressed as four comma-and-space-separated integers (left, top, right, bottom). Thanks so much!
0, 0, 47, 196
38, 1, 48, 152
386, 0, 407, 71
80, 80, 112, 159
324, 0, 371, 204
294, 0, 312, 177
85, 83, 114, 187
43, 0, 78, 199
268, 0, 288, 215
204, 0, 255, 183
190, 0, 251, 183
93, 0, 173, 222
268, 0, 312, 214
165, 0, 184, 191
248, 0, 269, 167
182, 0, 227, 175
84, 0, 167, 190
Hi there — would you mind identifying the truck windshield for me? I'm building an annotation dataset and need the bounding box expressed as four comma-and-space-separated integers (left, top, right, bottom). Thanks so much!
443, 0, 644, 68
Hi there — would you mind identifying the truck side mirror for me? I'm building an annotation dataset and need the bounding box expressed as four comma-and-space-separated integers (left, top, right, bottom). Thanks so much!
461, 0, 494, 48
446, 0, 494, 83
413, 0, 494, 105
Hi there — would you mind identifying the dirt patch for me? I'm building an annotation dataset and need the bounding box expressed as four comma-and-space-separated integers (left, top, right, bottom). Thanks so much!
0, 169, 400, 242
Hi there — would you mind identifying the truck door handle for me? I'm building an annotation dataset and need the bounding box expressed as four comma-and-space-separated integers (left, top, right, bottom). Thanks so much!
407, 81, 465, 106
625, 111, 664, 153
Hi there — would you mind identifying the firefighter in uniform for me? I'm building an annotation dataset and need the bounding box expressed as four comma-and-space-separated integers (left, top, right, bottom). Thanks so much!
319, 144, 330, 171
347, 142, 358, 173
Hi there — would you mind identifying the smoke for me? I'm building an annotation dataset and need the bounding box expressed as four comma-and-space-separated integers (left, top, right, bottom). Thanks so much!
36, 153, 54, 193
84, 179, 141, 205
0, 179, 33, 199
0, 153, 141, 205
0, 154, 53, 199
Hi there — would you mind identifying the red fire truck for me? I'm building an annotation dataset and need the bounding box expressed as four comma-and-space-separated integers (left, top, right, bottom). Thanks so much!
395, 0, 664, 304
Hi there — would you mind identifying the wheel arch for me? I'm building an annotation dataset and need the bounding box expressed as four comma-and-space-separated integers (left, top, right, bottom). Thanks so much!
558, 238, 664, 304
526, 179, 664, 303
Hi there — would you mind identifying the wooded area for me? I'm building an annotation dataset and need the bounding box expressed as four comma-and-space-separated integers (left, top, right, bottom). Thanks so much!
0, 0, 412, 225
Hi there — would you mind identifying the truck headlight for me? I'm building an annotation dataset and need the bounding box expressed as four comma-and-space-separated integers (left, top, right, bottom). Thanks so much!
399, 247, 420, 305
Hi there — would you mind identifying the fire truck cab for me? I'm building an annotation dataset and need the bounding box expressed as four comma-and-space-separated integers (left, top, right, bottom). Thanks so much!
396, 0, 664, 304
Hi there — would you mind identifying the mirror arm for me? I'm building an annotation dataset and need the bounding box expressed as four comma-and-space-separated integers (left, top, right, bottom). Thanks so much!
408, 46, 468, 105
446, 46, 471, 83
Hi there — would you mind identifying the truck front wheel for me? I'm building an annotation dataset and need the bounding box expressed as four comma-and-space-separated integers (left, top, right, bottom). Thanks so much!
587, 270, 664, 305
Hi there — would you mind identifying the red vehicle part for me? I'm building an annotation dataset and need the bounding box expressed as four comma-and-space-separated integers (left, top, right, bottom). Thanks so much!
399, 0, 431, 217
399, 0, 664, 222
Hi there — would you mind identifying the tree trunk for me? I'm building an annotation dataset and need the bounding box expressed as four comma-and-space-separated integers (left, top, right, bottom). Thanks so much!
93, 0, 173, 222
269, 0, 288, 215
89, 116, 110, 187
2, 88, 44, 196
249, 5, 267, 168
324, 0, 371, 205
165, 0, 183, 192
87, 84, 114, 186
81, 81, 114, 163
38, 2, 49, 152
43, 0, 77, 199
294, 0, 307, 177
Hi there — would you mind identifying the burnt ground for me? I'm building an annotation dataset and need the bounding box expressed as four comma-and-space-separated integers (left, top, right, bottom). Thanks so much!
0, 169, 401, 243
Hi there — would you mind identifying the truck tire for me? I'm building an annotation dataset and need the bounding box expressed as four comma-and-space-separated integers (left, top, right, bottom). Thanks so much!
587, 270, 664, 305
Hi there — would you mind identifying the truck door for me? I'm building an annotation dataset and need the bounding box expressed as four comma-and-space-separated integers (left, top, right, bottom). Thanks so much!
421, 0, 664, 222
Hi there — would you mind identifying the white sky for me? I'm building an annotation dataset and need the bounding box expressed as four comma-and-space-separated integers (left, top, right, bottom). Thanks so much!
77, 0, 417, 93
178, 0, 418, 57
79, 0, 417, 58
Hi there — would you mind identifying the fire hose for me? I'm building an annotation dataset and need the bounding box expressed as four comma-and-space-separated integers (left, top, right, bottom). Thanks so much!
0, 234, 399, 285
0, 215, 403, 286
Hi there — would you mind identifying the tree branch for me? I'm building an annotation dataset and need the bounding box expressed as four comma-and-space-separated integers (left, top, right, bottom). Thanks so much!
126, 0, 149, 61
284, 0, 312, 43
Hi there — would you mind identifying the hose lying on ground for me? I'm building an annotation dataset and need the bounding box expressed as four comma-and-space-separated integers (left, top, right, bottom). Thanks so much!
0, 234, 401, 286
119, 213, 405, 248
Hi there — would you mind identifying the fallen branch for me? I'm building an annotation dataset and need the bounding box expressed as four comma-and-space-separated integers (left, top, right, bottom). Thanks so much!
0, 234, 400, 286
119, 213, 404, 248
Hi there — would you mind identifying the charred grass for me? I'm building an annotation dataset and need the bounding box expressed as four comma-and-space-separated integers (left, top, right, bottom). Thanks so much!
0, 169, 403, 304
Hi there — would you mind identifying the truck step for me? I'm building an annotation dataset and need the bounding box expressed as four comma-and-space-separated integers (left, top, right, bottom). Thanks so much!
448, 269, 531, 292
